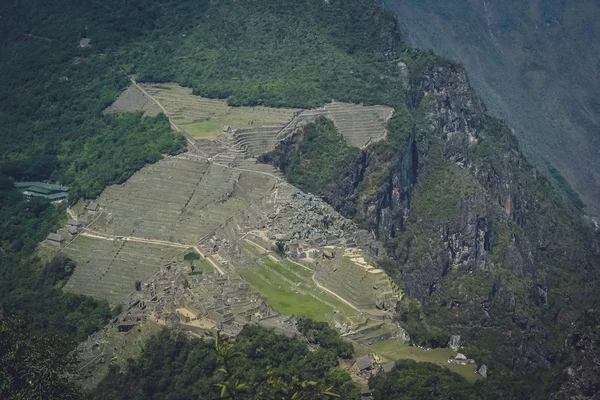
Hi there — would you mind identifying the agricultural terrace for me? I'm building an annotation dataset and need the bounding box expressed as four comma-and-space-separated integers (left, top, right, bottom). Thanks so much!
103, 85, 162, 116
62, 235, 181, 304
107, 83, 395, 156
90, 158, 275, 244
299, 101, 393, 148
138, 83, 298, 141
237, 239, 473, 378
314, 251, 397, 309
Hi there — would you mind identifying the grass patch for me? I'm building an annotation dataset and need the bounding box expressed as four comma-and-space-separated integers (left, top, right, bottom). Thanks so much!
265, 117, 361, 196
189, 260, 214, 274
181, 121, 222, 139
281, 259, 314, 280
412, 161, 480, 222
369, 340, 481, 382
240, 266, 335, 322
264, 259, 308, 284
240, 256, 358, 323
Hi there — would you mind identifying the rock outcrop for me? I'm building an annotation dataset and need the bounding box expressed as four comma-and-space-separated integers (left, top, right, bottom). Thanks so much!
265, 49, 600, 379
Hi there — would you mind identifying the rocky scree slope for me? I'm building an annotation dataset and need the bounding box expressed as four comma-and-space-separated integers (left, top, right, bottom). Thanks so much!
264, 52, 600, 382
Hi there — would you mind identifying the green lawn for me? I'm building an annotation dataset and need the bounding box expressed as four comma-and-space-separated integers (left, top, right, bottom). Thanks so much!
240, 265, 335, 322
369, 340, 481, 382
240, 256, 359, 322
181, 121, 222, 139
281, 259, 314, 280
189, 259, 214, 274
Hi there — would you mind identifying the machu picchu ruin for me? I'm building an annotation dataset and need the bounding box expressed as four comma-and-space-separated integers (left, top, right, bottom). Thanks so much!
50, 79, 481, 387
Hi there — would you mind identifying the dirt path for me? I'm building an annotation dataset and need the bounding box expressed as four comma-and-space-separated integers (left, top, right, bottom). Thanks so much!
78, 231, 225, 275
311, 274, 360, 312
192, 245, 225, 275
67, 208, 77, 220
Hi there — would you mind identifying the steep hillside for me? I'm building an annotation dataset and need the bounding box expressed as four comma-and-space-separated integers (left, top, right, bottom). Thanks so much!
381, 0, 600, 218
265, 49, 600, 397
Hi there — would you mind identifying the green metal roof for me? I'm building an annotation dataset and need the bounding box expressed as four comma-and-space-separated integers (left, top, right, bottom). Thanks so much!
15, 181, 69, 192
26, 185, 52, 194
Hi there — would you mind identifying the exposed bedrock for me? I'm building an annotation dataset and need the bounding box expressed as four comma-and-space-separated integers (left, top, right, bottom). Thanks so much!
272, 58, 600, 372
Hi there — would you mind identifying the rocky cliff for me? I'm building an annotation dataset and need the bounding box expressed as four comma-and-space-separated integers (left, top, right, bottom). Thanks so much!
382, 0, 600, 219
265, 46, 600, 387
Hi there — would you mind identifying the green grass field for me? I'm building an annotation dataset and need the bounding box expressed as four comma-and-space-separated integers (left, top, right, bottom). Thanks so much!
189, 259, 214, 274
139, 83, 297, 140
369, 340, 481, 382
181, 121, 222, 139
240, 256, 358, 322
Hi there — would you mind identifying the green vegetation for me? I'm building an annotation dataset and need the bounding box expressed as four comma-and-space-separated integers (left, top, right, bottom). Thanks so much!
265, 117, 361, 195
369, 340, 479, 381
0, 316, 83, 400
240, 264, 339, 322
369, 359, 478, 399
182, 121, 223, 139
92, 325, 360, 400
184, 250, 202, 273
273, 240, 286, 258
0, 190, 111, 354
190, 259, 215, 274
129, 1, 407, 108
296, 318, 354, 359
239, 255, 357, 322
411, 162, 480, 222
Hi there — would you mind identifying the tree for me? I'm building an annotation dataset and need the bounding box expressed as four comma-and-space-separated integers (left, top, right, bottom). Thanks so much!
274, 240, 286, 258
213, 332, 340, 399
184, 251, 202, 272
0, 315, 83, 400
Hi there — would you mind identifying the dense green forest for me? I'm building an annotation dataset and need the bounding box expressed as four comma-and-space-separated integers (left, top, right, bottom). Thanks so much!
92, 324, 360, 400
260, 117, 361, 196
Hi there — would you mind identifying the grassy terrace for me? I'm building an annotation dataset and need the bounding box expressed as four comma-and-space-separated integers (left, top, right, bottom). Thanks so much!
62, 236, 181, 304
104, 85, 162, 117
237, 242, 480, 380
298, 102, 393, 148
314, 254, 394, 309
92, 158, 274, 243
109, 83, 395, 157
138, 83, 297, 141
239, 252, 358, 323
368, 340, 481, 382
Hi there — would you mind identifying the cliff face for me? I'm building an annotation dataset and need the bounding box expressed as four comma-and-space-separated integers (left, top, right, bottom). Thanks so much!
267, 51, 600, 376
370, 59, 599, 368
382, 0, 600, 219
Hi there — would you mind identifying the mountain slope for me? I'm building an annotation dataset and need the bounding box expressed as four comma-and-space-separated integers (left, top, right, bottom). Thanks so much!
1, 0, 599, 398
380, 0, 600, 218
265, 45, 600, 397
